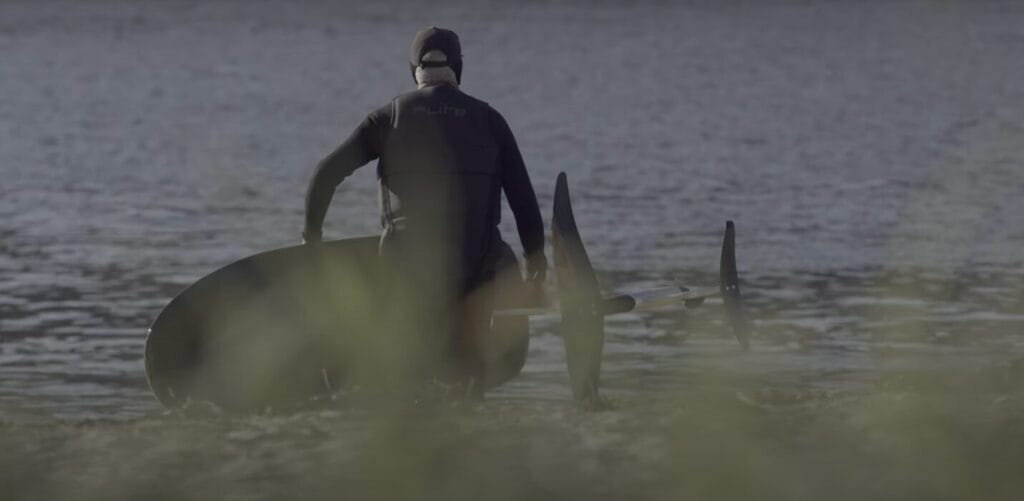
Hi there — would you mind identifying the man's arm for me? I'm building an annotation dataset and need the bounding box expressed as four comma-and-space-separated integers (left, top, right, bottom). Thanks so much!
492, 110, 547, 281
303, 111, 386, 242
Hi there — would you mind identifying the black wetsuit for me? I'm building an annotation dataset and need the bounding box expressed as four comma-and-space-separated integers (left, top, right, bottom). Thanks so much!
304, 83, 545, 289
304, 83, 545, 385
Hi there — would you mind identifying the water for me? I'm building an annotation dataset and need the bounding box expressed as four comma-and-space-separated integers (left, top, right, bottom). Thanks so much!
2, 0, 1024, 498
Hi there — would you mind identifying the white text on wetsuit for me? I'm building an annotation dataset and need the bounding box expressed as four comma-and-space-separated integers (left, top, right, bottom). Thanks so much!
413, 103, 467, 118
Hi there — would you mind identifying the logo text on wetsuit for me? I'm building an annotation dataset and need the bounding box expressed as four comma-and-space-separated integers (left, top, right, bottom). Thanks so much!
413, 103, 467, 118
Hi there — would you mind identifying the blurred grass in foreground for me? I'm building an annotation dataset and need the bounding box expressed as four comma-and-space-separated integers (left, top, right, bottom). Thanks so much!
3, 358, 1023, 501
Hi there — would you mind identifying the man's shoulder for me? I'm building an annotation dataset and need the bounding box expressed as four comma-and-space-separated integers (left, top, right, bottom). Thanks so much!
452, 90, 505, 125
363, 102, 393, 128
454, 88, 491, 108
457, 90, 498, 117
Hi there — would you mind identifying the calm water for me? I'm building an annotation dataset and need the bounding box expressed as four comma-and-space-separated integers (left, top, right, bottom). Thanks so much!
2, 0, 1023, 498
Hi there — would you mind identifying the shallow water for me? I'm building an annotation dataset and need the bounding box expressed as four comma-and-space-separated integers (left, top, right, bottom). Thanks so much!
2, 0, 1024, 499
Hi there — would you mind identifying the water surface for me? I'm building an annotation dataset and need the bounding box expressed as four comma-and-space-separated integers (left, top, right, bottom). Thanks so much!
2, 0, 1023, 499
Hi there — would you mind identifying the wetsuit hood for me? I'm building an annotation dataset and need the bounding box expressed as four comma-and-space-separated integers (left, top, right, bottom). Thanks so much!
409, 27, 463, 84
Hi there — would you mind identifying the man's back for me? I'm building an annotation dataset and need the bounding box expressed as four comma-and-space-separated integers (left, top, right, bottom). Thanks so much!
305, 82, 544, 290
379, 85, 505, 287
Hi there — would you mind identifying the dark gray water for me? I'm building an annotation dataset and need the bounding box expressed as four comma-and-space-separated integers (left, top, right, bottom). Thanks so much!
2, 0, 1024, 499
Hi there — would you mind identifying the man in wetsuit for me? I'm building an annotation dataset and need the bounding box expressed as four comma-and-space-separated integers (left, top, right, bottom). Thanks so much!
303, 27, 546, 395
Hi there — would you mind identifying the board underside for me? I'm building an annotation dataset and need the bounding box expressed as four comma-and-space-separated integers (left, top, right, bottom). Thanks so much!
144, 237, 383, 411
145, 236, 532, 412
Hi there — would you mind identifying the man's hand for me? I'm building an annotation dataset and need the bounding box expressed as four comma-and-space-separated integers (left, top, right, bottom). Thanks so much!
526, 252, 547, 285
302, 228, 322, 245
524, 253, 548, 307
